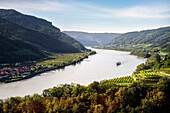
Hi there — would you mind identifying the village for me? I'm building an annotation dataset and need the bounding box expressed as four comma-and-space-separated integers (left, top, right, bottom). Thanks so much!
0, 64, 45, 81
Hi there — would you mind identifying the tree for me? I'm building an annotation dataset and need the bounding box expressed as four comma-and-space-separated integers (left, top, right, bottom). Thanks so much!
93, 104, 104, 113
136, 63, 146, 72
87, 81, 99, 93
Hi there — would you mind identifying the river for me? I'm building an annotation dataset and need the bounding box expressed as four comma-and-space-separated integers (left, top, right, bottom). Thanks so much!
0, 48, 146, 99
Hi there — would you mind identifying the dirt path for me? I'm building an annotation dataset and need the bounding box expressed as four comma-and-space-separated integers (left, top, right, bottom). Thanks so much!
160, 72, 170, 76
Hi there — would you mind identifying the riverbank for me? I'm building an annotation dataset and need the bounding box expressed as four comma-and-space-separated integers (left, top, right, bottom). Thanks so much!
92, 46, 168, 58
0, 48, 146, 99
92, 46, 131, 52
1, 51, 96, 83
92, 47, 170, 86
0, 71, 169, 113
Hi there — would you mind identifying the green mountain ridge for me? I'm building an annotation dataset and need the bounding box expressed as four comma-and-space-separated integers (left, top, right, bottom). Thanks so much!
0, 9, 86, 51
106, 27, 170, 53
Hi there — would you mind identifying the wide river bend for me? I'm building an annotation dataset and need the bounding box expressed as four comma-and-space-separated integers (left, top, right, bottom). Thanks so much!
0, 48, 146, 99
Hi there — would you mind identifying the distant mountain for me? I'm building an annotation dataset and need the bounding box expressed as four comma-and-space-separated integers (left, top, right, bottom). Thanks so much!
0, 9, 86, 51
63, 31, 121, 46
0, 32, 45, 63
106, 27, 170, 52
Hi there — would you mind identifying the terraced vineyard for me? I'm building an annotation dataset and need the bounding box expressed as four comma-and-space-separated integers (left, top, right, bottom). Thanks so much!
104, 70, 162, 85
140, 70, 160, 79
132, 74, 142, 80
106, 76, 134, 84
132, 69, 161, 84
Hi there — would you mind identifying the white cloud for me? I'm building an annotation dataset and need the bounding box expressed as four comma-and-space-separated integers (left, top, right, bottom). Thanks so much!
102, 6, 170, 19
0, 1, 72, 11
0, 0, 170, 19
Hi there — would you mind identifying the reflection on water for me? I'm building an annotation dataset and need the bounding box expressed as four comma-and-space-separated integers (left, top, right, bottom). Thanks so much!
0, 48, 146, 99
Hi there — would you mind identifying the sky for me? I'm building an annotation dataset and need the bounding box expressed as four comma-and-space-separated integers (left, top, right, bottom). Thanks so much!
0, 0, 170, 33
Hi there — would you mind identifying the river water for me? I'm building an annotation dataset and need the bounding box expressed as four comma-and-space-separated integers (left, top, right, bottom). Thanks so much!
0, 48, 145, 99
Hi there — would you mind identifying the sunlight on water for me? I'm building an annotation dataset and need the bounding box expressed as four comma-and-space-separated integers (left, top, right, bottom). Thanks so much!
0, 48, 146, 99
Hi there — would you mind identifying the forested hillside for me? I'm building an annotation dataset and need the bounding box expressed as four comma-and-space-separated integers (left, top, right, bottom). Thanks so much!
106, 27, 170, 54
0, 32, 45, 63
0, 75, 169, 113
0, 18, 80, 53
0, 9, 86, 51
64, 31, 121, 46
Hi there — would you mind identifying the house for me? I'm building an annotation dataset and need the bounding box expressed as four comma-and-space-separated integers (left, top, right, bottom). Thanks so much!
2, 67, 12, 71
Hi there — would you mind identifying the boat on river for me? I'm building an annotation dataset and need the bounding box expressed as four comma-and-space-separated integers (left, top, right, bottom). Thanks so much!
116, 62, 121, 66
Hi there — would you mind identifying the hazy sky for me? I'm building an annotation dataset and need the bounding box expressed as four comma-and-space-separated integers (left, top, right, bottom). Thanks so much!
0, 0, 170, 33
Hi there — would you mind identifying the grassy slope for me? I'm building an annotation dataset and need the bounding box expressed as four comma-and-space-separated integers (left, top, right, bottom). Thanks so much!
36, 52, 92, 68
